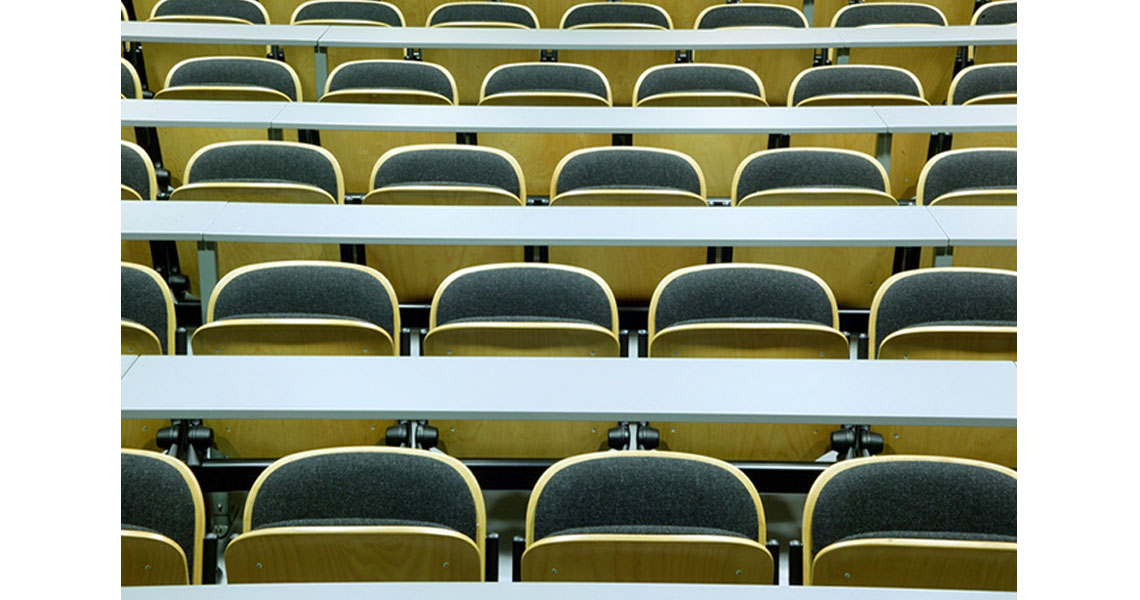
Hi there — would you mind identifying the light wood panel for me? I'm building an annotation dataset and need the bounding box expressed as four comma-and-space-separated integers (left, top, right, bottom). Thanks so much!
478, 132, 612, 196
876, 425, 1016, 468
549, 246, 708, 304
121, 420, 168, 450
121, 241, 154, 270
635, 133, 770, 199
122, 322, 164, 356
122, 531, 190, 586
734, 246, 895, 309
693, 49, 812, 108
810, 539, 1016, 591
133, 0, 162, 22
433, 420, 613, 458
557, 50, 675, 106
426, 49, 542, 105
423, 323, 621, 357
951, 131, 1016, 150
205, 419, 395, 457
226, 526, 482, 583
291, 46, 406, 104
191, 320, 396, 356
841, 46, 959, 105
790, 132, 929, 200
973, 45, 1017, 65
920, 189, 1016, 269
656, 423, 833, 461
876, 327, 1017, 360
649, 324, 850, 358
522, 534, 773, 584
512, 0, 579, 28
815, 0, 977, 27
260, 0, 305, 25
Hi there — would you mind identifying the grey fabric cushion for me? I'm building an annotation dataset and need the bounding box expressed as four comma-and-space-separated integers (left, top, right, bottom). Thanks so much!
636, 65, 762, 103
293, 1, 403, 25
555, 149, 702, 196
532, 456, 760, 542
152, 0, 267, 24
976, 2, 1017, 25
122, 144, 153, 200
121, 452, 198, 569
249, 452, 479, 542
810, 460, 1016, 556
373, 147, 521, 197
548, 525, 750, 539
186, 143, 340, 199
435, 267, 613, 330
736, 150, 887, 198
429, 3, 536, 28
874, 270, 1016, 344
953, 65, 1016, 104
122, 265, 170, 351
212, 264, 396, 334
654, 267, 834, 332
922, 150, 1016, 204
326, 61, 456, 102
483, 64, 609, 101
122, 61, 138, 98
792, 67, 921, 106
833, 4, 946, 27
837, 530, 1017, 544
257, 518, 456, 531
697, 5, 806, 29
562, 4, 670, 29
167, 58, 298, 100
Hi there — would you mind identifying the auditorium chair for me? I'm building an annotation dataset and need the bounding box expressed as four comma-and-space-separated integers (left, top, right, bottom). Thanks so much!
363, 144, 527, 303
169, 141, 343, 295
918, 148, 1016, 270
318, 60, 459, 195
632, 63, 768, 198
122, 262, 177, 356
813, 0, 976, 28
948, 63, 1017, 149
121, 449, 206, 586
731, 148, 898, 309
521, 451, 774, 583
226, 447, 487, 582
803, 456, 1016, 591
971, 1, 1017, 65
692, 2, 811, 109
477, 62, 613, 194
548, 146, 709, 303
288, 1, 406, 102
121, 58, 143, 143
787, 65, 929, 200
424, 2, 542, 105
556, 2, 675, 106
121, 141, 158, 267
829, 2, 958, 105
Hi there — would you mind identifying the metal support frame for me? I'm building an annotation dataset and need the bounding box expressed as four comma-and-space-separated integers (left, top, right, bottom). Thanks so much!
934, 245, 955, 267
267, 128, 284, 141
196, 241, 218, 323
874, 132, 893, 176
314, 47, 328, 98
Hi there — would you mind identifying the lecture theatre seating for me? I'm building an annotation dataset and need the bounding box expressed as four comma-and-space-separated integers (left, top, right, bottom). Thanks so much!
122, 262, 176, 356
121, 141, 157, 266
948, 63, 1017, 148
122, 449, 205, 586
971, 1, 1018, 64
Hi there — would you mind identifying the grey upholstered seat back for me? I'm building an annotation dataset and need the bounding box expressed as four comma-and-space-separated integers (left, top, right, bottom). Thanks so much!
152, 0, 268, 23
211, 263, 396, 334
122, 265, 171, 351
833, 3, 946, 27
975, 1, 1016, 25
697, 4, 807, 29
292, 0, 403, 25
373, 147, 521, 197
121, 452, 199, 565
562, 3, 670, 29
792, 66, 922, 106
873, 270, 1016, 344
654, 267, 835, 332
122, 143, 154, 200
122, 60, 140, 98
430, 2, 537, 28
249, 451, 479, 542
921, 149, 1016, 204
636, 65, 763, 103
167, 57, 300, 100
435, 266, 613, 330
952, 64, 1016, 104
735, 149, 888, 199
482, 64, 610, 101
810, 460, 1016, 556
326, 61, 456, 102
532, 455, 760, 541
555, 148, 702, 196
186, 143, 341, 199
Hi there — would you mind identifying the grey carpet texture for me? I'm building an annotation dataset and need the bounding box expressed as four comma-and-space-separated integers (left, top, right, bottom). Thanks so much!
654, 266, 835, 332
373, 147, 521, 197
326, 60, 456, 101
555, 148, 702, 196
922, 149, 1016, 204
152, 0, 267, 24
121, 452, 198, 568
187, 143, 340, 199
874, 270, 1016, 344
435, 266, 613, 330
697, 4, 806, 29
736, 149, 888, 198
122, 265, 169, 350
637, 65, 762, 102
167, 58, 299, 100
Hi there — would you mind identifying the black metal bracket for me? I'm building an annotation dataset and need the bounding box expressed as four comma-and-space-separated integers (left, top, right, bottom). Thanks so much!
766, 539, 781, 585
767, 133, 791, 149
612, 133, 633, 146
607, 422, 660, 451
158, 419, 217, 467
405, 48, 423, 61
385, 420, 439, 450
512, 536, 526, 582
675, 50, 692, 63
788, 540, 804, 585
485, 533, 500, 582
202, 532, 220, 584
541, 49, 558, 62
830, 425, 884, 460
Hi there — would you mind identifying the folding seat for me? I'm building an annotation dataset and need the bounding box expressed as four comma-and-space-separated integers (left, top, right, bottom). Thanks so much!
143, 0, 274, 93
692, 2, 811, 108
169, 142, 343, 296
521, 451, 774, 583
556, 2, 675, 106
814, 0, 976, 28
122, 141, 158, 267
948, 63, 1017, 149
122, 262, 176, 356
477, 62, 613, 194
632, 63, 769, 198
226, 447, 487, 582
788, 65, 929, 200
121, 449, 206, 586
424, 2, 542, 105
363, 145, 527, 303
288, 1, 406, 102
318, 60, 459, 195
548, 147, 709, 303
803, 456, 1016, 590
121, 59, 144, 146
918, 148, 1016, 270
971, 1, 1017, 65
732, 148, 898, 309
661, 0, 807, 32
